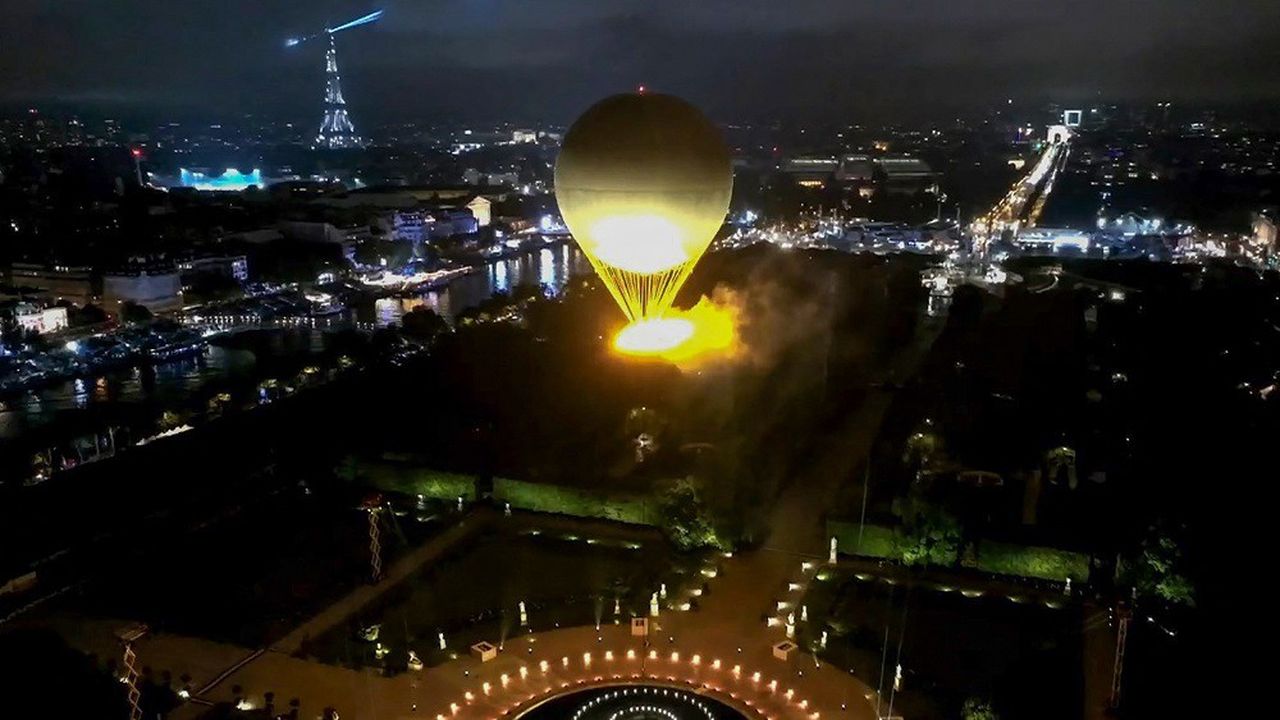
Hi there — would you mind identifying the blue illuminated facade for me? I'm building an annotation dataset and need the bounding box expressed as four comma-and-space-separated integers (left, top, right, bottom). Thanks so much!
179, 168, 264, 191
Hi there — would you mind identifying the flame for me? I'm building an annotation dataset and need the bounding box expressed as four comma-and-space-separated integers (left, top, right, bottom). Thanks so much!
614, 318, 695, 354
612, 294, 739, 368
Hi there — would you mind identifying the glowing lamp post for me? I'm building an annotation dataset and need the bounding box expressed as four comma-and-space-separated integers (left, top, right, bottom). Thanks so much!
130, 147, 144, 187
556, 93, 732, 356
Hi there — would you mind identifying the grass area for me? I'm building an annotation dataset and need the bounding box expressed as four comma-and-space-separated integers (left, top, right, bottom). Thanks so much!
797, 569, 1082, 720
828, 520, 1091, 583
493, 477, 656, 525
340, 457, 478, 501
341, 461, 659, 526
828, 520, 897, 559
68, 484, 457, 647
303, 526, 707, 672
976, 541, 1091, 582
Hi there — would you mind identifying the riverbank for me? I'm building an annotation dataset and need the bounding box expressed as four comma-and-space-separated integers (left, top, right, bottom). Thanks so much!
3, 243, 589, 454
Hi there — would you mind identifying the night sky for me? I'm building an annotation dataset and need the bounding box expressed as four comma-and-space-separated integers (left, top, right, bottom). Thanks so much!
3, 0, 1279, 123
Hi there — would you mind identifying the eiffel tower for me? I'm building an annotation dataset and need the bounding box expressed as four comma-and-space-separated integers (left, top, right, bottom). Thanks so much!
315, 34, 364, 149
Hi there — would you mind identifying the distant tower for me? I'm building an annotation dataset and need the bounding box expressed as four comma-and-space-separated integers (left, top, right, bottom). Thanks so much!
315, 34, 363, 149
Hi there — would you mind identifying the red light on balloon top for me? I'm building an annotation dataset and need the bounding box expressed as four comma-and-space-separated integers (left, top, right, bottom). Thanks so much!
130, 148, 143, 158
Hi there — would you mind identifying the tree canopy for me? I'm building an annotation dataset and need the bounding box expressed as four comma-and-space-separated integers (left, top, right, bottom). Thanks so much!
892, 493, 962, 567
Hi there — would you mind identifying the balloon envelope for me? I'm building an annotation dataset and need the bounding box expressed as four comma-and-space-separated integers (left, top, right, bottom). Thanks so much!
556, 93, 732, 322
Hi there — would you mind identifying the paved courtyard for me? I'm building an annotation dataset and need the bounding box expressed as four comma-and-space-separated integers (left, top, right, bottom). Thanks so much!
111, 542, 880, 720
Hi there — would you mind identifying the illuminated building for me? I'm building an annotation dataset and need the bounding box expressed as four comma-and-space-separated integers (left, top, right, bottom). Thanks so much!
464, 196, 492, 227
288, 10, 383, 150
1100, 212, 1165, 238
1015, 227, 1092, 252
1046, 124, 1074, 145
463, 168, 520, 189
8, 303, 69, 334
393, 208, 481, 242
315, 35, 365, 149
782, 156, 838, 188
875, 155, 935, 180
8, 262, 95, 306
875, 155, 939, 195
103, 269, 184, 315
178, 254, 249, 283
178, 168, 263, 191
843, 222, 925, 250
316, 187, 505, 225
836, 155, 875, 183
1252, 210, 1277, 256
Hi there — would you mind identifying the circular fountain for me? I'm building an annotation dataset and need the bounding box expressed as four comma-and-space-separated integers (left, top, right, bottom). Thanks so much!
518, 684, 749, 720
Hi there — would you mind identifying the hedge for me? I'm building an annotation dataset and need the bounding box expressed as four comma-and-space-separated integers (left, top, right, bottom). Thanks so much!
827, 520, 898, 559
976, 540, 1090, 582
340, 458, 477, 501
493, 477, 654, 525
828, 520, 1091, 582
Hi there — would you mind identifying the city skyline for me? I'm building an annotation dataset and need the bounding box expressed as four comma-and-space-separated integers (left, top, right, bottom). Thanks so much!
3, 0, 1280, 124
1, 5, 1269, 719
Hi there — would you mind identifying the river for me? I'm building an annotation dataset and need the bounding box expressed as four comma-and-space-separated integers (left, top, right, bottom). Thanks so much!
0, 245, 590, 444
368, 244, 588, 326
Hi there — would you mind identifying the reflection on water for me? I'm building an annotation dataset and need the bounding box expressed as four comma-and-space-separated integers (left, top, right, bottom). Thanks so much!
541, 247, 555, 287
372, 243, 590, 327
493, 260, 509, 295
2, 245, 592, 443
0, 345, 258, 441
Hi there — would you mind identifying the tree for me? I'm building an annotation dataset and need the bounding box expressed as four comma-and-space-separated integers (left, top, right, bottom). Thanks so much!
1, 312, 23, 350
892, 493, 962, 567
402, 306, 449, 344
120, 301, 153, 324
182, 273, 241, 304
1120, 524, 1195, 609
962, 697, 999, 720
658, 477, 721, 551
512, 282, 546, 303
477, 290, 514, 316
902, 428, 946, 475
353, 238, 412, 269
71, 303, 110, 327
158, 410, 184, 432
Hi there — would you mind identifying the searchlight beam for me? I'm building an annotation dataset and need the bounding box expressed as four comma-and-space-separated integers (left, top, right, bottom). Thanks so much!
285, 8, 383, 47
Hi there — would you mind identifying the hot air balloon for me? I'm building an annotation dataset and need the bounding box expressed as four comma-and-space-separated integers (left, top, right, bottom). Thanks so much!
555, 93, 732, 353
